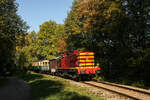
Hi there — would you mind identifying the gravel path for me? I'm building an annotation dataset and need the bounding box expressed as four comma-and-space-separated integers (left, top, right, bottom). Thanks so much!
0, 77, 32, 100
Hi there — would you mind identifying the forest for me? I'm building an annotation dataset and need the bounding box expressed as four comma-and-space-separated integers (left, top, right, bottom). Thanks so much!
0, 0, 150, 87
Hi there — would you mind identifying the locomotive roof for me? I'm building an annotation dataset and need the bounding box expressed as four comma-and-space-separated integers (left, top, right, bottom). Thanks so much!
49, 57, 59, 60
33, 57, 59, 63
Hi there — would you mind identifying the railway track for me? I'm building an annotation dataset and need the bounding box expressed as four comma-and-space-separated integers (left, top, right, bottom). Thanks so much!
38, 73, 150, 99
81, 81, 150, 100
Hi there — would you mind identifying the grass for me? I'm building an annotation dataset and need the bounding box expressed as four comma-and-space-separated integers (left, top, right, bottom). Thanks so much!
16, 71, 103, 100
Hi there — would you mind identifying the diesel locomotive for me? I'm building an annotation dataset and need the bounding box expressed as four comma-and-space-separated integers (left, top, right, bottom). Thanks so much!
31, 50, 100, 80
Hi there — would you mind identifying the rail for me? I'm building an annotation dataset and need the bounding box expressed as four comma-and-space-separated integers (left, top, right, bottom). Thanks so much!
81, 81, 150, 100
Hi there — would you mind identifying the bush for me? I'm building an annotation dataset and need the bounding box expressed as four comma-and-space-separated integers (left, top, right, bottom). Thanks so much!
131, 81, 145, 88
93, 74, 105, 81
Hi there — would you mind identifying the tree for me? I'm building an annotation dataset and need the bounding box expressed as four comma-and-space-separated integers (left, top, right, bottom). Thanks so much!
37, 21, 66, 59
0, 0, 28, 75
54, 24, 67, 53
64, 0, 84, 51
65, 0, 150, 85
16, 31, 38, 69
37, 20, 57, 59
123, 0, 150, 85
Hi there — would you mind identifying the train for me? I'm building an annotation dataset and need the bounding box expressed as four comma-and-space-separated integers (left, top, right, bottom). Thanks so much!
31, 50, 101, 80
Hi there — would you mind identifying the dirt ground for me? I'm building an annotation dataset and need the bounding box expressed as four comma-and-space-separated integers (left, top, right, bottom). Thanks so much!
0, 77, 32, 100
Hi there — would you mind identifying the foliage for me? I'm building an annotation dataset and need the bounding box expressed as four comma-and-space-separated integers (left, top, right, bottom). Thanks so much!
55, 24, 67, 53
131, 81, 145, 89
65, 0, 150, 86
37, 21, 57, 59
37, 21, 67, 59
0, 0, 28, 75
17, 21, 67, 68
64, 0, 84, 51
93, 75, 105, 81
16, 31, 38, 69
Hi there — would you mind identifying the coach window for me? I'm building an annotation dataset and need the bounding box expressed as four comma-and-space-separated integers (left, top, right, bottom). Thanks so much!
47, 61, 49, 66
46, 62, 48, 66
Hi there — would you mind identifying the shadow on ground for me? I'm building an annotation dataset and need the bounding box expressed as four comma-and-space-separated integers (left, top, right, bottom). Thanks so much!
17, 71, 44, 82
28, 73, 91, 100
30, 79, 64, 100
31, 79, 91, 100
58, 91, 91, 100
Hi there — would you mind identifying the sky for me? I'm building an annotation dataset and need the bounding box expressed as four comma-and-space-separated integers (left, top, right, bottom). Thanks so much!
16, 0, 73, 32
